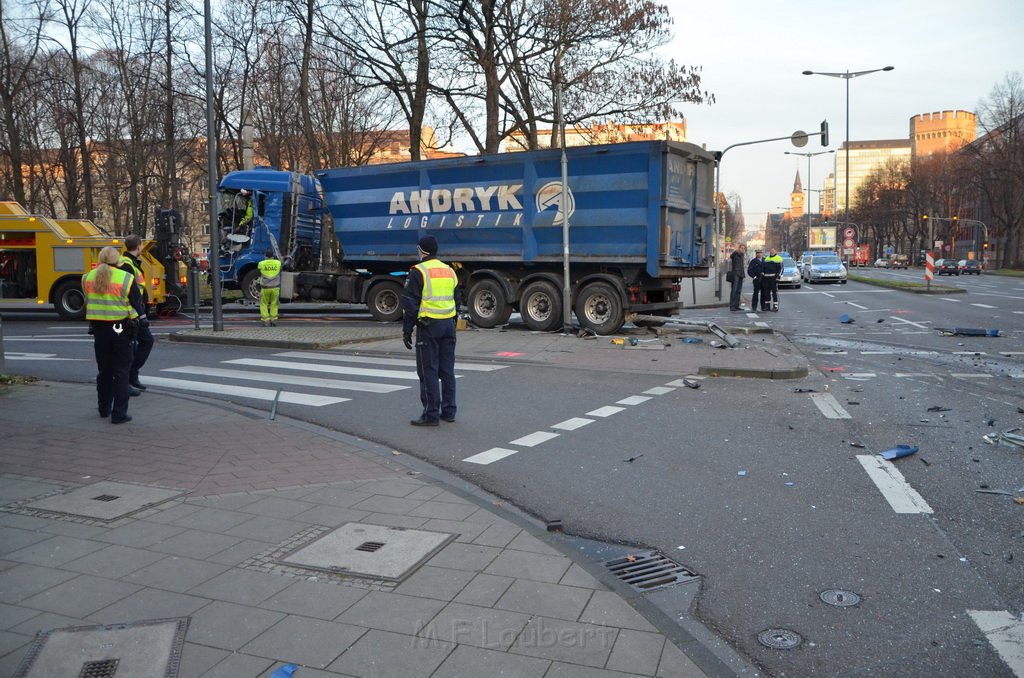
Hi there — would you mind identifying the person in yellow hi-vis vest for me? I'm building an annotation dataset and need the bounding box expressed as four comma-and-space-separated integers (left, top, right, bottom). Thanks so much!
257, 249, 282, 326
83, 246, 141, 424
401, 236, 460, 426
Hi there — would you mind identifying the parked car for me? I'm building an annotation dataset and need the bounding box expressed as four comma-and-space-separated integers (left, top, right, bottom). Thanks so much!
873, 258, 890, 268
779, 256, 801, 288
934, 258, 960, 275
960, 259, 983, 275
889, 255, 909, 269
802, 254, 848, 284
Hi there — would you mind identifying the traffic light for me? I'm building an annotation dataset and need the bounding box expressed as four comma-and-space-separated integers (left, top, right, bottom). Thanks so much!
820, 120, 829, 147
823, 217, 829, 225
983, 242, 989, 249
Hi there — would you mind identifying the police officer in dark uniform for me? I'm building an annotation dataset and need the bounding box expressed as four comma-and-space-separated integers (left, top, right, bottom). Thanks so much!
119, 235, 153, 394
401, 236, 460, 426
746, 249, 764, 313
761, 248, 783, 311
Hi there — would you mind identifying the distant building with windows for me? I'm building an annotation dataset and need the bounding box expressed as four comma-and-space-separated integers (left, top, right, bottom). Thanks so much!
835, 139, 912, 213
910, 109, 977, 157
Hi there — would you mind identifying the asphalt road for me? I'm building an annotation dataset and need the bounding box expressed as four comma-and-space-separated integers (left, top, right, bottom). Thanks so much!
3, 274, 1023, 677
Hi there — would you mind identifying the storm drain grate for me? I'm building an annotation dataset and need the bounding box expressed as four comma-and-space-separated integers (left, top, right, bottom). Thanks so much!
604, 551, 699, 592
91, 495, 120, 503
79, 659, 119, 677
355, 541, 386, 553
758, 628, 802, 650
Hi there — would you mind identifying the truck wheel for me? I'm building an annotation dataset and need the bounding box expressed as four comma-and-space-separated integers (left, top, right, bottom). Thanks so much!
241, 269, 260, 301
574, 282, 624, 334
519, 280, 562, 332
468, 279, 512, 328
367, 280, 404, 322
54, 280, 87, 320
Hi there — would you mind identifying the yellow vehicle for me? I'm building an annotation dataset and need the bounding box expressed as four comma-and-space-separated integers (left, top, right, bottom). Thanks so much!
0, 201, 167, 320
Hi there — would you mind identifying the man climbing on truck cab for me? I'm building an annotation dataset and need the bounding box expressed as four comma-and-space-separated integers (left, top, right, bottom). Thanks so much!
258, 248, 281, 326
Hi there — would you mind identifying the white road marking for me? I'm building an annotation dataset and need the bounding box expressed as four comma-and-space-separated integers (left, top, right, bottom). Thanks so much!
227, 358, 421, 380
617, 395, 652, 405
953, 351, 986, 356
140, 376, 350, 405
971, 303, 997, 309
894, 373, 933, 378
940, 297, 961, 302
275, 351, 507, 371
587, 405, 625, 417
950, 373, 994, 378
2, 352, 84, 361
810, 393, 851, 419
643, 386, 675, 395
3, 337, 92, 342
510, 431, 560, 447
968, 610, 1024, 676
888, 316, 930, 329
860, 351, 893, 355
463, 448, 518, 465
842, 373, 877, 380
754, 321, 770, 327
162, 366, 409, 393
856, 455, 933, 514
552, 417, 595, 431
845, 302, 869, 309
999, 352, 1024, 357
817, 350, 849, 355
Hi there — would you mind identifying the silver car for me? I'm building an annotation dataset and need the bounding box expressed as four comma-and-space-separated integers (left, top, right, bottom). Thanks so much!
779, 256, 801, 288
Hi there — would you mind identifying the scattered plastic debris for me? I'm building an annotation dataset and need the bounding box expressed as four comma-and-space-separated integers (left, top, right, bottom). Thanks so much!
793, 387, 815, 393
623, 454, 644, 463
849, 441, 866, 448
936, 327, 1000, 337
738, 470, 747, 476
982, 429, 1024, 448
269, 664, 298, 678
677, 545, 686, 550
681, 336, 704, 344
784, 481, 795, 487
406, 471, 421, 476
683, 378, 701, 389
976, 489, 1015, 496
880, 445, 918, 461
839, 314, 854, 324
927, 406, 951, 412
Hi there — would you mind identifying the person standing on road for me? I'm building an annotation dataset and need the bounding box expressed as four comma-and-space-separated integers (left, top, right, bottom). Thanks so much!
728, 243, 747, 311
401, 235, 458, 427
83, 246, 141, 424
119, 235, 153, 395
258, 248, 282, 326
746, 249, 764, 314
761, 248, 783, 312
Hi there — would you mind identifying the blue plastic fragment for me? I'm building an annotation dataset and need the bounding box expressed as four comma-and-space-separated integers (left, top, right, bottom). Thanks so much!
269, 664, 298, 678
839, 314, 853, 324
784, 482, 794, 486
682, 337, 704, 344
880, 445, 918, 461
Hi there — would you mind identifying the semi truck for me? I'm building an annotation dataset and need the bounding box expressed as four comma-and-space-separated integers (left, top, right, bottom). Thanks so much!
0, 201, 174, 319
214, 140, 715, 334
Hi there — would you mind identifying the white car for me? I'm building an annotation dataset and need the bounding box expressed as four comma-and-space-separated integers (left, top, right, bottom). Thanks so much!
873, 258, 889, 268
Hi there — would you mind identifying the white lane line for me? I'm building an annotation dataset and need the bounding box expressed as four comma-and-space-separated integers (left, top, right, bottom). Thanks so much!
953, 351, 987, 356
940, 297, 961, 302
3, 337, 93, 342
861, 351, 893, 355
617, 395, 652, 406
140, 376, 350, 406
968, 610, 1024, 676
643, 386, 675, 395
845, 302, 869, 309
842, 373, 877, 380
509, 431, 560, 447
227, 358, 421, 380
888, 316, 930, 329
971, 303, 997, 309
810, 393, 852, 419
275, 351, 507, 371
3, 352, 84, 361
552, 417, 595, 431
908, 351, 939, 356
587, 406, 625, 417
999, 352, 1024, 357
856, 455, 933, 514
463, 448, 518, 465
894, 373, 933, 378
950, 373, 994, 378
162, 366, 409, 393
818, 350, 849, 355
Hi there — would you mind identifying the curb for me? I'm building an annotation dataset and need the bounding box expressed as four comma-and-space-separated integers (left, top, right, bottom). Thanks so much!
168, 329, 403, 350
698, 365, 808, 380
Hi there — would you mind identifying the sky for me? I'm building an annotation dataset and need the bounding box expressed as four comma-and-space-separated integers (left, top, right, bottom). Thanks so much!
664, 0, 1023, 234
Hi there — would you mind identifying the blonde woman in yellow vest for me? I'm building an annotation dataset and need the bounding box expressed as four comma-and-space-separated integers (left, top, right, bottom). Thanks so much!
401, 236, 459, 426
83, 246, 141, 424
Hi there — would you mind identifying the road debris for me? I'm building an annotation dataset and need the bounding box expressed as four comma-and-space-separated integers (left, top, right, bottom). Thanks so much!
793, 387, 815, 393
927, 406, 951, 412
839, 314, 854, 324
683, 378, 701, 389
849, 441, 866, 448
982, 428, 1024, 448
681, 337, 704, 344
622, 454, 644, 463
880, 445, 918, 461
936, 327, 1000, 337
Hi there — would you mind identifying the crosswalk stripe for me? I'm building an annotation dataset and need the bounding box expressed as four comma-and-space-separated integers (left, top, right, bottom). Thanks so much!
275, 351, 507, 371
617, 395, 651, 405
971, 303, 997, 309
510, 431, 560, 447
226, 358, 422, 380
856, 455, 933, 514
162, 366, 409, 393
140, 376, 350, 406
950, 373, 994, 378
464, 448, 518, 465
552, 417, 595, 431
968, 610, 1024, 675
643, 386, 675, 395
810, 393, 851, 419
587, 405, 625, 417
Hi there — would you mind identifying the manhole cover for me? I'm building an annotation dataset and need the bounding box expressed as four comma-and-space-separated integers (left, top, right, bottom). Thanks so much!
14, 617, 188, 678
604, 551, 699, 592
22, 481, 185, 521
819, 589, 861, 607
279, 522, 455, 582
758, 628, 802, 650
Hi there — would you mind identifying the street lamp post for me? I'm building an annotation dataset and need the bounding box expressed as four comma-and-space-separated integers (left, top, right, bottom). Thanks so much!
802, 66, 894, 240
785, 149, 834, 257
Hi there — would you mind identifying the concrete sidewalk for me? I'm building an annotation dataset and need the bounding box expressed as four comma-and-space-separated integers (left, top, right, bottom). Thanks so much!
0, 378, 747, 677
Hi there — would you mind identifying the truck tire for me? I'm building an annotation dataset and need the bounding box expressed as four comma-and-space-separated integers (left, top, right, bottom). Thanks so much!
519, 280, 562, 332
467, 279, 512, 328
574, 282, 624, 334
367, 280, 404, 322
54, 280, 87, 320
241, 269, 261, 301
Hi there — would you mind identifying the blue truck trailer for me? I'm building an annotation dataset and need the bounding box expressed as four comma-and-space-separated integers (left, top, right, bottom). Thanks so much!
214, 140, 714, 334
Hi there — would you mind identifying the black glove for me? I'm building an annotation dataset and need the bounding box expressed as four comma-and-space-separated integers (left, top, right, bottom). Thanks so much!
403, 334, 413, 350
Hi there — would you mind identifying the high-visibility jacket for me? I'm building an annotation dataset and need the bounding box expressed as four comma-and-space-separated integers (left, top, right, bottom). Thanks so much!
414, 259, 457, 320
762, 254, 784, 277
82, 267, 140, 322
258, 257, 282, 288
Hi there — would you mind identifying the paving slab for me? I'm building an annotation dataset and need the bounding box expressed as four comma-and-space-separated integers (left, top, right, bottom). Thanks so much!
184, 600, 285, 651
16, 574, 140, 618
242, 614, 366, 669
329, 629, 453, 677
336, 591, 446, 636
